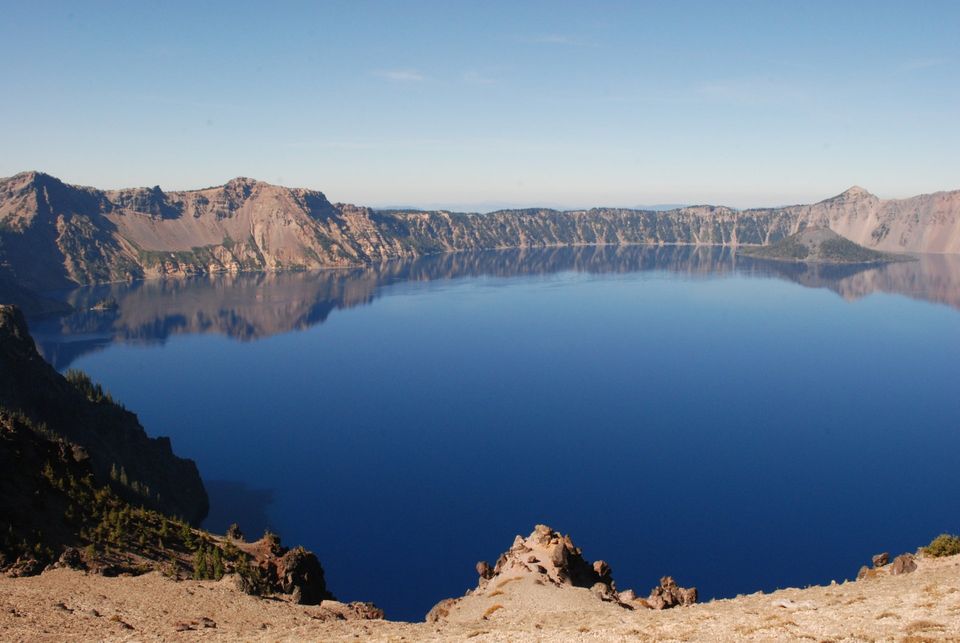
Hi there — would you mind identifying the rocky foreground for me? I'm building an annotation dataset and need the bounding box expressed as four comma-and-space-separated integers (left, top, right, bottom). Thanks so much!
2, 525, 960, 641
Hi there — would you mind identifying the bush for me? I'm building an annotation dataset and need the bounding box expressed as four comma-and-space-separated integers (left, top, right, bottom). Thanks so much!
263, 530, 282, 555
236, 557, 269, 596
924, 533, 960, 558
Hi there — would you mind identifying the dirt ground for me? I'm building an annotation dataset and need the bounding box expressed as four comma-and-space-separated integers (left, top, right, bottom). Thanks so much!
2, 553, 960, 642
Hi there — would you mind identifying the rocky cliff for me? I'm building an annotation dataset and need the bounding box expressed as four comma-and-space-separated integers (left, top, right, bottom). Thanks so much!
0, 304, 208, 523
2, 172, 958, 298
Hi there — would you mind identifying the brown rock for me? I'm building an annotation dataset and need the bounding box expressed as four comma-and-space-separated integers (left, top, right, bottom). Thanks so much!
647, 576, 697, 609
425, 598, 459, 623
890, 553, 917, 575
55, 547, 86, 571
197, 616, 217, 629
476, 561, 493, 580
277, 547, 332, 605
493, 552, 510, 575
872, 552, 889, 568
590, 582, 617, 601
618, 589, 637, 602
6, 558, 42, 578
548, 542, 568, 569
344, 602, 384, 620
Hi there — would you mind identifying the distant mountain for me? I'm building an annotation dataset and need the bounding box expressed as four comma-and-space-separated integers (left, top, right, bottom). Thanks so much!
632, 203, 689, 211
740, 227, 911, 264
2, 172, 959, 303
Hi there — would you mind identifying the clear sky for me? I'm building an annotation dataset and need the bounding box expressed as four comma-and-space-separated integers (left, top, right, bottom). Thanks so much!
2, 1, 958, 209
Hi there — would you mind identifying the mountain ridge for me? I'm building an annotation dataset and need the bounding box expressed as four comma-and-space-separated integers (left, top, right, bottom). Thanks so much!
3, 172, 960, 299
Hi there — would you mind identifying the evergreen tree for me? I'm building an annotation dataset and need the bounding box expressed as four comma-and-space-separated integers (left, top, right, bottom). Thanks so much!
192, 546, 208, 580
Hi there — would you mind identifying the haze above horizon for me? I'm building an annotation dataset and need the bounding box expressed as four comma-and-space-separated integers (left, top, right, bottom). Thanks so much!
1, 1, 958, 210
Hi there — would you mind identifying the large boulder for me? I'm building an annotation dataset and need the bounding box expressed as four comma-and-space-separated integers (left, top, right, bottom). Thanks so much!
890, 553, 917, 575
276, 546, 333, 605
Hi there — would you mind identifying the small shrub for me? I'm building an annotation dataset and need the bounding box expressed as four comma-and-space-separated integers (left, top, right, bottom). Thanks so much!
924, 533, 960, 558
263, 530, 282, 555
236, 557, 269, 596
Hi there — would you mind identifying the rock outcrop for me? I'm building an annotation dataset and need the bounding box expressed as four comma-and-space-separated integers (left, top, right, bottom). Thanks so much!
427, 525, 696, 622
891, 553, 918, 575
2, 172, 959, 309
276, 546, 332, 605
483, 524, 618, 592
643, 575, 699, 609
858, 550, 921, 581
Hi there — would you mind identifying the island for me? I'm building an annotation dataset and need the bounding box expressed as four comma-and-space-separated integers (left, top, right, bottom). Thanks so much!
739, 227, 913, 264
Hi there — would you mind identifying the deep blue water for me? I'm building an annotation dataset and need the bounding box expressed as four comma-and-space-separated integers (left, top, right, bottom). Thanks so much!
30, 247, 960, 620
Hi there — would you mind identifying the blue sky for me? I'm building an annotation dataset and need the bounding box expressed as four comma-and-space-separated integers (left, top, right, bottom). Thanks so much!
1, 1, 958, 209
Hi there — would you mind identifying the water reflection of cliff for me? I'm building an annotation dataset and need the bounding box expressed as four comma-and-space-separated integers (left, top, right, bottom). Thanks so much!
31, 246, 960, 369
739, 252, 960, 309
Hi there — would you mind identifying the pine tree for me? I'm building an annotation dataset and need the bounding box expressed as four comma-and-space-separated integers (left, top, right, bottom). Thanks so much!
212, 547, 224, 580
192, 546, 208, 580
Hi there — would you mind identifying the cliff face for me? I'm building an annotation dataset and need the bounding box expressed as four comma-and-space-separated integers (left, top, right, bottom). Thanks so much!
2, 172, 959, 293
0, 304, 207, 524
755, 186, 960, 254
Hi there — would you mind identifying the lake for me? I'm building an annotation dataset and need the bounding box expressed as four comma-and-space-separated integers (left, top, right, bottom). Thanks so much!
29, 246, 960, 620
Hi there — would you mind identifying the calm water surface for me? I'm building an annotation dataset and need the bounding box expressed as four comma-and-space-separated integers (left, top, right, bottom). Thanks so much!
30, 247, 960, 620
